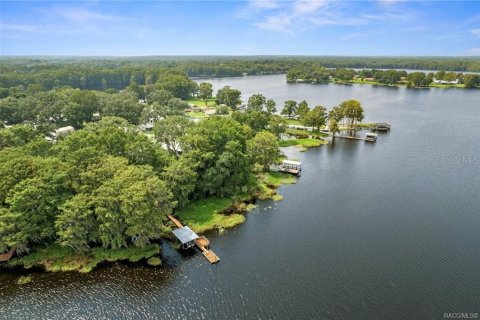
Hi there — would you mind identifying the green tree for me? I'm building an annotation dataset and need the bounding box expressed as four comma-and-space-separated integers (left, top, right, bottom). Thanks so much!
154, 116, 192, 157
247, 94, 266, 112
407, 72, 430, 87
329, 119, 340, 139
0, 155, 38, 204
281, 100, 297, 118
0, 124, 41, 149
302, 105, 327, 131
245, 111, 269, 132
198, 82, 213, 105
156, 73, 198, 99
101, 92, 144, 124
55, 193, 97, 252
266, 99, 277, 114
247, 131, 281, 171
147, 89, 174, 105
216, 86, 242, 110
65, 90, 100, 128
296, 100, 310, 119
339, 100, 364, 129
267, 115, 287, 138
162, 157, 197, 208
328, 106, 344, 124
464, 74, 480, 88
182, 117, 252, 197
125, 134, 172, 173
1, 158, 72, 253
94, 165, 175, 248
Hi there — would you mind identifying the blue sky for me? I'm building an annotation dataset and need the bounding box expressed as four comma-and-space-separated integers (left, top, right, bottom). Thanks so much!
1, 0, 479, 56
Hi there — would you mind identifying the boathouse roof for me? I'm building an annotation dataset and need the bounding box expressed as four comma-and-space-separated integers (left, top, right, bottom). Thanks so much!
172, 226, 199, 244
282, 160, 302, 166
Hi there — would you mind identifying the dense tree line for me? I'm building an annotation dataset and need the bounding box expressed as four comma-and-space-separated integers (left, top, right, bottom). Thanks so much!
287, 66, 480, 88
0, 88, 283, 256
2, 57, 480, 93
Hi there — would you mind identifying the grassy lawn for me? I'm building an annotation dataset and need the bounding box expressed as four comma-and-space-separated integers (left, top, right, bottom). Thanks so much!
174, 197, 245, 233
9, 244, 161, 273
285, 119, 302, 125
286, 128, 328, 138
257, 171, 297, 200
186, 98, 217, 107
186, 111, 207, 118
279, 138, 328, 148
265, 171, 296, 187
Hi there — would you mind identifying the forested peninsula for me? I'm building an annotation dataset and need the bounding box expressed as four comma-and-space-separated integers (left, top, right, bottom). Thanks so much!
0, 56, 474, 273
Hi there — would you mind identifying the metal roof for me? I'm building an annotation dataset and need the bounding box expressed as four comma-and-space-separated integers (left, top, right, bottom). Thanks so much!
55, 126, 75, 134
282, 160, 302, 166
172, 226, 199, 244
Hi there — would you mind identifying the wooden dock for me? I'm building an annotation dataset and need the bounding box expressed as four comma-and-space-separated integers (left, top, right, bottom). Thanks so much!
0, 247, 16, 263
334, 135, 377, 142
278, 168, 301, 175
168, 215, 220, 264
335, 135, 367, 141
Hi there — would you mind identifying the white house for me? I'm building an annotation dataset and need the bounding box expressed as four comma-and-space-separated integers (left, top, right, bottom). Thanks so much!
433, 78, 459, 85
53, 126, 75, 137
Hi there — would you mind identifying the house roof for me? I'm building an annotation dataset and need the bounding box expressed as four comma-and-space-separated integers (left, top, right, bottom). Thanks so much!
172, 226, 199, 244
55, 126, 74, 134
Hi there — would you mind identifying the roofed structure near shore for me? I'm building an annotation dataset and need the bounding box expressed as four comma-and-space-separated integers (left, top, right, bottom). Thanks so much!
172, 226, 199, 249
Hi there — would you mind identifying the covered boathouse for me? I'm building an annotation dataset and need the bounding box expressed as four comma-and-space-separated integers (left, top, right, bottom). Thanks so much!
365, 132, 378, 142
172, 226, 199, 249
279, 160, 302, 176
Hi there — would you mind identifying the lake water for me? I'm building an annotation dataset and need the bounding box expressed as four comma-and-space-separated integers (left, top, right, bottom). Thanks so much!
1, 74, 480, 319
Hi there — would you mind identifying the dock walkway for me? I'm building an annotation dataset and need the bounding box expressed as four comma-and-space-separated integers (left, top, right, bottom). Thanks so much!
168, 215, 220, 264
335, 135, 367, 141
0, 247, 16, 263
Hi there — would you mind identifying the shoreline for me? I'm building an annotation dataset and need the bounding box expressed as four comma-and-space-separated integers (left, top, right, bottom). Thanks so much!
287, 79, 472, 89
1, 170, 300, 275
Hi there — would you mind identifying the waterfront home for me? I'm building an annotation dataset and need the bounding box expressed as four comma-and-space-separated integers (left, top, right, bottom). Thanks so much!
433, 78, 459, 85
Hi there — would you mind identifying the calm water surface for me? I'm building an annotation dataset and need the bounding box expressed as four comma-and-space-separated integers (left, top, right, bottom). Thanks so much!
1, 75, 479, 319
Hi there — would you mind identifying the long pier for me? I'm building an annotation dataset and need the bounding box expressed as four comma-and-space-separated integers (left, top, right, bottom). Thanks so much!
168, 215, 220, 264
334, 135, 367, 141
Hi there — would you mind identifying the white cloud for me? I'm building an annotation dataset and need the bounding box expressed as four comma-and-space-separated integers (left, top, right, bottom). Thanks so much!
1, 6, 129, 37
250, 0, 282, 10
339, 32, 371, 40
256, 14, 292, 32
459, 48, 480, 56
241, 0, 415, 33
293, 0, 328, 15
471, 29, 480, 37
377, 0, 403, 5
0, 23, 41, 33
52, 8, 121, 23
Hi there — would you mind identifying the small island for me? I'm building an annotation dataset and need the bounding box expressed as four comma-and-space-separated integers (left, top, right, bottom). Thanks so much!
286, 66, 480, 89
